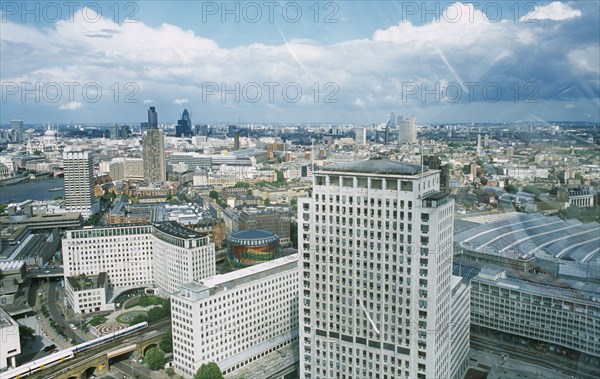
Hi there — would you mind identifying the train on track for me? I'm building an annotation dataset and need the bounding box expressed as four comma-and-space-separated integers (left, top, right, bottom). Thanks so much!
0, 322, 148, 379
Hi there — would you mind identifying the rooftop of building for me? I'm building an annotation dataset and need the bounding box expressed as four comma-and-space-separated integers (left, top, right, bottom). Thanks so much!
228, 229, 278, 241
0, 260, 25, 272
455, 212, 600, 266
153, 221, 208, 239
66, 272, 107, 291
473, 267, 600, 305
0, 307, 17, 328
177, 256, 298, 298
319, 158, 427, 175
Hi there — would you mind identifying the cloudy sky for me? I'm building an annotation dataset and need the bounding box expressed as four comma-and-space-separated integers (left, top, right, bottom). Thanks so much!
1, 1, 599, 124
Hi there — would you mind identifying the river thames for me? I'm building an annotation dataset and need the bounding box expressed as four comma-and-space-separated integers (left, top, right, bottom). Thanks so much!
0, 177, 65, 203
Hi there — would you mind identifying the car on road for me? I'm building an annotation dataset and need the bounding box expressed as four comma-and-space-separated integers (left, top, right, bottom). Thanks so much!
42, 344, 56, 352
69, 323, 77, 330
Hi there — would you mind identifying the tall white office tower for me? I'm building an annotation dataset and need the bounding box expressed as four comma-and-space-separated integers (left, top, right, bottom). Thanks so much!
355, 127, 367, 144
299, 159, 455, 379
398, 116, 417, 144
63, 151, 99, 219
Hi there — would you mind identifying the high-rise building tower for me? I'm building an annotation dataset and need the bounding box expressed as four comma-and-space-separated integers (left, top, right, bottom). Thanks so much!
176, 109, 193, 137
147, 106, 158, 128
355, 127, 367, 144
63, 151, 99, 219
299, 159, 456, 379
398, 115, 417, 144
388, 112, 396, 127
143, 127, 166, 182
10, 120, 24, 142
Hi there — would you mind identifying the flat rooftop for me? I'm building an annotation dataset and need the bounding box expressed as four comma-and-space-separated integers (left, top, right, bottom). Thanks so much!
320, 159, 427, 176
179, 256, 298, 298
66, 272, 107, 291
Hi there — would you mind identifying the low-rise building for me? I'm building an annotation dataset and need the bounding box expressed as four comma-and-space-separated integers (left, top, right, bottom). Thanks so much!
0, 260, 26, 306
65, 273, 113, 314
0, 307, 20, 369
470, 268, 600, 358
171, 256, 299, 378
62, 222, 215, 298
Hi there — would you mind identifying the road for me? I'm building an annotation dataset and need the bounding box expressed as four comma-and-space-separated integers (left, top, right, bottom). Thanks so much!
471, 335, 600, 379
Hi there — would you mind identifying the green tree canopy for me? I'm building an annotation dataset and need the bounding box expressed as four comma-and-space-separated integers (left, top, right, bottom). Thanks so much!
144, 347, 165, 370
19, 325, 35, 344
160, 330, 173, 353
195, 362, 224, 379
234, 181, 250, 188
209, 190, 219, 200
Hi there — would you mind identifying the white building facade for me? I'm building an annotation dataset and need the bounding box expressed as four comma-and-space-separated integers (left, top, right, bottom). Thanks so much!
0, 308, 20, 370
63, 151, 99, 219
171, 256, 299, 378
64, 273, 113, 314
299, 159, 456, 379
450, 276, 470, 379
152, 222, 215, 294
471, 269, 600, 358
62, 222, 215, 296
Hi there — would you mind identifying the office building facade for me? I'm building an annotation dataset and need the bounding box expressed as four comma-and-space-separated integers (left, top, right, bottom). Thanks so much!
176, 108, 193, 137
62, 222, 215, 295
171, 256, 299, 378
471, 269, 600, 358
299, 159, 455, 379
142, 126, 166, 182
63, 151, 99, 219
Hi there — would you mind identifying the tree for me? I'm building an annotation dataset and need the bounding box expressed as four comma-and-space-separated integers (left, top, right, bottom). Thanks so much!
144, 347, 165, 370
234, 181, 250, 188
19, 325, 35, 345
194, 362, 223, 379
160, 330, 173, 353
0, 204, 7, 214
166, 367, 176, 378
53, 195, 64, 200
209, 190, 219, 200
505, 184, 518, 194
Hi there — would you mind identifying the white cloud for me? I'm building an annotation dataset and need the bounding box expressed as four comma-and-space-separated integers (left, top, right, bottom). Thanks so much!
565, 104, 575, 109
59, 102, 82, 110
0, 2, 596, 123
568, 46, 600, 74
354, 98, 366, 107
521, 1, 582, 21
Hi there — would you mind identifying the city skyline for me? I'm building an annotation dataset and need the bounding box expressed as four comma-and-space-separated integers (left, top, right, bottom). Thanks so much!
1, 1, 599, 124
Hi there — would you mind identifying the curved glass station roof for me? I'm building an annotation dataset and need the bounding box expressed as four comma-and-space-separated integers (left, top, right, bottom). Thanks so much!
455, 213, 600, 265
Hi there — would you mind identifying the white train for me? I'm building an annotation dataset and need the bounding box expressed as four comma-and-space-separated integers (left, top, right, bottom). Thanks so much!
0, 322, 148, 379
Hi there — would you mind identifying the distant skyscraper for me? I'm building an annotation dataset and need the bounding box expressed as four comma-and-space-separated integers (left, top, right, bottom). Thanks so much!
299, 159, 458, 379
228, 125, 237, 138
176, 109, 193, 137
194, 124, 208, 136
355, 127, 367, 144
476, 133, 482, 151
233, 131, 240, 150
398, 115, 417, 144
148, 106, 158, 128
110, 124, 130, 140
63, 151, 99, 219
10, 120, 23, 142
143, 127, 166, 182
388, 112, 396, 127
